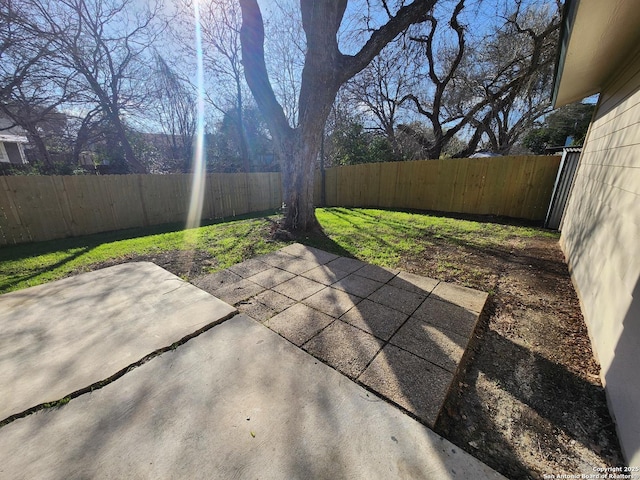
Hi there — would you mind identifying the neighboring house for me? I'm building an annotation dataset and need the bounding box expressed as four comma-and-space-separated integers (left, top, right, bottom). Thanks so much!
552, 0, 640, 467
0, 118, 28, 165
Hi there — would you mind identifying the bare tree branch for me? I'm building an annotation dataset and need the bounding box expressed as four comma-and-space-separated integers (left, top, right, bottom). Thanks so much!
340, 0, 435, 82
239, 0, 292, 142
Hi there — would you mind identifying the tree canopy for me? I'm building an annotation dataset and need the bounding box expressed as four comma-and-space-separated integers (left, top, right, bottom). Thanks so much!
523, 102, 595, 153
1, 0, 564, 227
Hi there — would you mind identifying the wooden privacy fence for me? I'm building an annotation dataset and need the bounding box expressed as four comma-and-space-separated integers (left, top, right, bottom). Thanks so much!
0, 155, 560, 246
315, 155, 561, 221
0, 173, 281, 245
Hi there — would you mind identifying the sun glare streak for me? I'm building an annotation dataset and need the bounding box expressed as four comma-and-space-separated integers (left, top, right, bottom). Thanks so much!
185, 0, 207, 238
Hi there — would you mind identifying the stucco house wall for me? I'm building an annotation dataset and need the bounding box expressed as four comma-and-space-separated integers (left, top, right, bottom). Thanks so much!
559, 44, 640, 466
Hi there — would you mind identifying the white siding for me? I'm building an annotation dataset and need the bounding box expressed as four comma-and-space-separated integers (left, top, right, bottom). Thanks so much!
561, 44, 640, 467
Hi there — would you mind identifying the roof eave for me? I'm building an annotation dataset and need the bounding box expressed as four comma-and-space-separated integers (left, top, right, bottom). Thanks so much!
551, 0, 640, 108
551, 0, 579, 108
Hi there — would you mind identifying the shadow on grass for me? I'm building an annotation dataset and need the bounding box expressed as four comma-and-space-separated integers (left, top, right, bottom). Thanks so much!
309, 208, 423, 264
0, 246, 94, 293
0, 209, 282, 294
356, 206, 556, 230
0, 209, 281, 261
289, 226, 355, 259
336, 207, 557, 248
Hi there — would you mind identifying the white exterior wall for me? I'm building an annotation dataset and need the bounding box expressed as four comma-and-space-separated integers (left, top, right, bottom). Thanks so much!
560, 45, 640, 466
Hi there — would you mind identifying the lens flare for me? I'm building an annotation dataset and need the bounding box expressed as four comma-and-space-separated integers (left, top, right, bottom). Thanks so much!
186, 0, 207, 234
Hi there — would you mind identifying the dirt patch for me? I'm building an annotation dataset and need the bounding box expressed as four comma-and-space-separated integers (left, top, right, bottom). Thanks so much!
76, 249, 218, 280
402, 235, 624, 478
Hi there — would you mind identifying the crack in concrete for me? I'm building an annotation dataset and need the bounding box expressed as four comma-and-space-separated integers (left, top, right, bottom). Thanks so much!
0, 310, 239, 429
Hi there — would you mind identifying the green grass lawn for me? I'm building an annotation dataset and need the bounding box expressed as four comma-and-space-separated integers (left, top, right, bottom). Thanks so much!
313, 208, 557, 266
0, 212, 284, 293
0, 207, 558, 294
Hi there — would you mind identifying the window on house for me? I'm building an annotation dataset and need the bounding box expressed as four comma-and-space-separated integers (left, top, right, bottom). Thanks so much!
0, 143, 9, 163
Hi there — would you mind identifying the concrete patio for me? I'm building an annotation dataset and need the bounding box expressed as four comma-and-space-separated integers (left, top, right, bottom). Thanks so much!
0, 249, 498, 479
194, 243, 488, 428
0, 262, 236, 422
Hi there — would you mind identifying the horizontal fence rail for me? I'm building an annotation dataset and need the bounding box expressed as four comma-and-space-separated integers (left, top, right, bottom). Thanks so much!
0, 173, 281, 245
315, 155, 561, 221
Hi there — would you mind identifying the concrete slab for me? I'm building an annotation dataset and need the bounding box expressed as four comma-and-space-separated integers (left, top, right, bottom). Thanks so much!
431, 282, 488, 314
258, 250, 321, 274
300, 264, 350, 285
209, 246, 487, 435
359, 344, 454, 428
340, 298, 408, 341
325, 256, 367, 274
258, 250, 297, 269
332, 273, 384, 298
238, 290, 296, 323
302, 287, 362, 318
0, 262, 236, 422
277, 257, 322, 275
389, 271, 440, 294
0, 315, 505, 480
279, 242, 339, 264
277, 242, 309, 257
272, 276, 325, 301
237, 298, 277, 322
413, 297, 479, 338
228, 257, 270, 278
389, 318, 467, 373
303, 319, 383, 379
210, 278, 265, 305
191, 268, 241, 291
368, 284, 428, 315
235, 246, 488, 432
265, 303, 334, 346
253, 289, 297, 313
355, 264, 399, 283
246, 267, 295, 289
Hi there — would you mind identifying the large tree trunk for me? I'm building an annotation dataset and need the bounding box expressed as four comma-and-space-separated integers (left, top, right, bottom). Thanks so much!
30, 133, 54, 168
277, 111, 332, 230
427, 142, 443, 160
235, 79, 252, 174
239, 0, 435, 232
278, 131, 319, 231
110, 114, 147, 173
